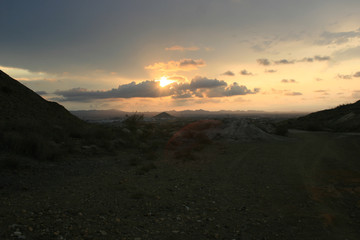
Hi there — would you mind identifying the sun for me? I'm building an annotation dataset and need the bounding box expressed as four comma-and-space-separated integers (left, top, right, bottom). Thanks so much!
158, 76, 175, 87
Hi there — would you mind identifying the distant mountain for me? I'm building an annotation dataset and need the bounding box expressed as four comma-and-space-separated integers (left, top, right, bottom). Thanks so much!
0, 70, 81, 127
152, 112, 176, 119
71, 109, 127, 120
286, 100, 360, 132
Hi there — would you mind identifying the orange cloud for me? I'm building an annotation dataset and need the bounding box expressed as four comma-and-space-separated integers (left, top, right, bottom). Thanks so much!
145, 59, 206, 72
165, 45, 199, 51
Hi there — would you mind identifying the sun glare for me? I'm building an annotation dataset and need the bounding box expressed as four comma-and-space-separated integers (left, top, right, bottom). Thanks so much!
158, 76, 175, 87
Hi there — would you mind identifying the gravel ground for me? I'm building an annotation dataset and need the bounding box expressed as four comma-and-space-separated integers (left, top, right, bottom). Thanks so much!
1, 130, 360, 240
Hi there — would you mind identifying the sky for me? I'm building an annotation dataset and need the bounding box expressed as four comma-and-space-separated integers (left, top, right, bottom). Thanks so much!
1, 0, 360, 112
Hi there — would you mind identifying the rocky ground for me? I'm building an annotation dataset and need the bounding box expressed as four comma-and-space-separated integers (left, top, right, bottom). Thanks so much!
1, 128, 360, 240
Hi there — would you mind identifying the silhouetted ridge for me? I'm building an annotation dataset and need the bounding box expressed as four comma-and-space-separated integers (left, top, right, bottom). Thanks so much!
287, 100, 360, 132
0, 70, 81, 126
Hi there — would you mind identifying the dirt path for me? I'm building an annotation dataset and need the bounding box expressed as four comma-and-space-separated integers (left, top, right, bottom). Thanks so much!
1, 131, 360, 239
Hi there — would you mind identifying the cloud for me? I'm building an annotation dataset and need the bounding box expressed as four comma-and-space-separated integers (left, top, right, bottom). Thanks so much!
314, 55, 331, 61
145, 59, 206, 72
285, 92, 302, 96
240, 69, 253, 76
337, 74, 352, 80
265, 69, 277, 73
221, 70, 235, 76
314, 90, 329, 95
257, 58, 271, 66
165, 45, 199, 51
55, 80, 174, 101
353, 72, 360, 78
274, 59, 295, 65
333, 46, 360, 61
316, 28, 360, 45
189, 76, 227, 89
281, 79, 296, 83
299, 57, 314, 62
315, 78, 323, 82
54, 76, 259, 102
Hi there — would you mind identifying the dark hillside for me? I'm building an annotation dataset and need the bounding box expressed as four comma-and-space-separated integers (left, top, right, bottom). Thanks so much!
0, 70, 85, 160
0, 70, 82, 126
286, 100, 360, 132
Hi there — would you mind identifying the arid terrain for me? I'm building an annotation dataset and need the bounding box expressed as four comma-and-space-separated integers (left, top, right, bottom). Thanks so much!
1, 70, 360, 239
1, 126, 360, 240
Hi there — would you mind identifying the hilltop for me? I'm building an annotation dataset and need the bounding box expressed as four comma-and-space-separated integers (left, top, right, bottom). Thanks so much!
152, 112, 176, 119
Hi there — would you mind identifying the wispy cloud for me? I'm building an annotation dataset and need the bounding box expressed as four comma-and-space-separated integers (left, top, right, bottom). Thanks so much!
257, 56, 331, 66
165, 45, 199, 51
285, 92, 302, 96
281, 79, 297, 83
145, 59, 206, 72
274, 59, 295, 65
316, 28, 360, 45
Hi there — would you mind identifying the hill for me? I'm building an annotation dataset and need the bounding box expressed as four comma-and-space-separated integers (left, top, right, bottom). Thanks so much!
0, 70, 85, 160
152, 112, 176, 119
286, 100, 360, 132
0, 70, 81, 126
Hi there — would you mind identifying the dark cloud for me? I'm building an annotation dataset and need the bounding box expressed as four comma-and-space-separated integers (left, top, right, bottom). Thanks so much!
274, 59, 295, 65
337, 74, 352, 80
179, 59, 205, 67
285, 92, 302, 96
257, 58, 271, 66
281, 79, 296, 83
55, 81, 174, 101
224, 83, 260, 96
221, 70, 235, 76
353, 72, 360, 78
189, 76, 227, 89
55, 76, 259, 101
300, 57, 314, 62
240, 69, 253, 76
265, 69, 277, 73
316, 28, 360, 45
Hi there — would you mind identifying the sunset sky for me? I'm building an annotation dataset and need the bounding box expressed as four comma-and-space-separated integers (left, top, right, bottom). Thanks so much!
1, 0, 360, 112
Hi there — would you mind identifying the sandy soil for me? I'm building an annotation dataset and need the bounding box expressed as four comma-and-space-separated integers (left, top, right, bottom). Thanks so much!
1, 130, 360, 239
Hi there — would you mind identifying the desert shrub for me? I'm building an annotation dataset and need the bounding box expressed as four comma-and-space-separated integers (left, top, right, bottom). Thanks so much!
1, 131, 61, 161
122, 113, 144, 132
